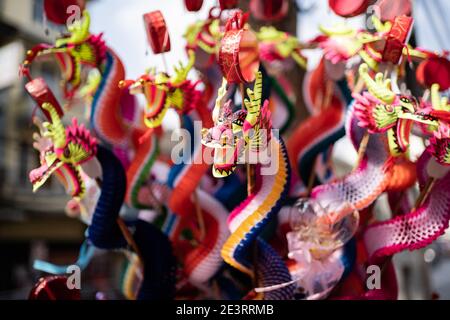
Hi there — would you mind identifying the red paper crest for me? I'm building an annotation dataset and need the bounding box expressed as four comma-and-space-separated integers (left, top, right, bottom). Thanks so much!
219, 11, 260, 83
328, 0, 369, 18
219, 0, 239, 10
43, 0, 85, 25
417, 57, 450, 91
185, 0, 203, 12
250, 0, 289, 22
382, 15, 414, 65
25, 78, 64, 120
143, 11, 171, 54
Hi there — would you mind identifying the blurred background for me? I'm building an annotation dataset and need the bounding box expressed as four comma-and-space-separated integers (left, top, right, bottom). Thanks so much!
0, 0, 449, 299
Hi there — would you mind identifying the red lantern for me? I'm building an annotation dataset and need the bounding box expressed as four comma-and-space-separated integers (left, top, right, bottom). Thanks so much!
43, 0, 85, 25
219, 0, 239, 10
219, 11, 260, 83
250, 0, 289, 22
29, 276, 80, 300
185, 0, 203, 12
382, 15, 414, 65
143, 11, 171, 54
416, 57, 450, 91
328, 0, 369, 18
375, 0, 412, 22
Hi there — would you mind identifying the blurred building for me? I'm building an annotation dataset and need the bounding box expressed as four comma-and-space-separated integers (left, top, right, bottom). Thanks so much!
0, 0, 86, 298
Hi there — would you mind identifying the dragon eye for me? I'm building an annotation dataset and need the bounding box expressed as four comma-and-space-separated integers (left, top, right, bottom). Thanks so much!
63, 148, 71, 158
400, 97, 410, 103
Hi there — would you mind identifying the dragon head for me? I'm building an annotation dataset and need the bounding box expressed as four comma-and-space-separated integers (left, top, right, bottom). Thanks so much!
120, 51, 200, 128
29, 103, 97, 199
257, 26, 307, 69
184, 12, 221, 69
202, 72, 272, 177
314, 17, 419, 72
22, 10, 106, 100
354, 64, 438, 157
314, 23, 365, 64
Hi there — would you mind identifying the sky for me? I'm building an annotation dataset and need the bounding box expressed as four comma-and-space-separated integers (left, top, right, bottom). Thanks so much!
88, 0, 219, 78
87, 0, 365, 78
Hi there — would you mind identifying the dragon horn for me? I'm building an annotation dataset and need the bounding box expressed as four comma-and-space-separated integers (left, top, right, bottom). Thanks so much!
146, 67, 156, 76
243, 71, 262, 132
431, 84, 441, 110
56, 10, 91, 47
319, 23, 354, 36
359, 63, 395, 104
186, 50, 195, 71
75, 10, 91, 43
430, 83, 449, 111
371, 15, 392, 33
74, 10, 91, 36
442, 96, 449, 111
212, 78, 228, 123
170, 51, 196, 86
42, 103, 66, 149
